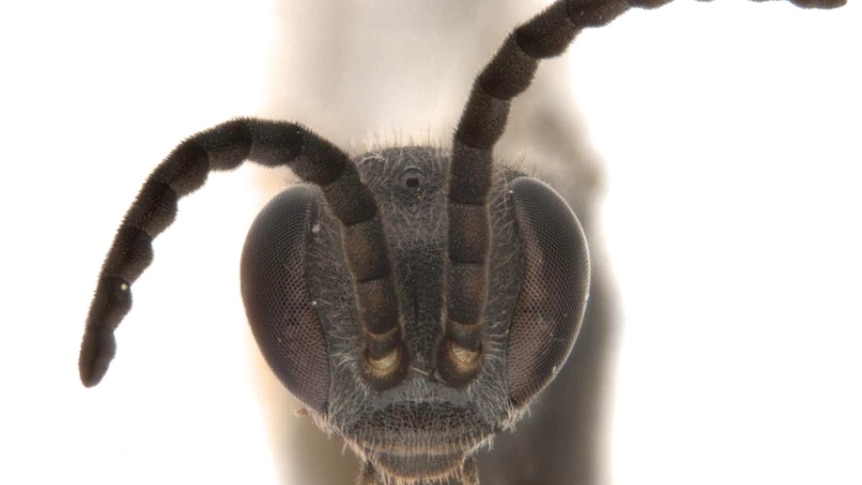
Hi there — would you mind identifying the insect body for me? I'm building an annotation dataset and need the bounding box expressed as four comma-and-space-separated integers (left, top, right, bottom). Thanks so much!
78, 1, 845, 484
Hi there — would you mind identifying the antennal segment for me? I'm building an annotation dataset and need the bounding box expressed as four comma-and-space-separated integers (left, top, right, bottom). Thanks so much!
441, 0, 844, 386
79, 119, 407, 389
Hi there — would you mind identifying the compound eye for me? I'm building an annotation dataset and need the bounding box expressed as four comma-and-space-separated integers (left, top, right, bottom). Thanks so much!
241, 186, 329, 413
506, 177, 590, 407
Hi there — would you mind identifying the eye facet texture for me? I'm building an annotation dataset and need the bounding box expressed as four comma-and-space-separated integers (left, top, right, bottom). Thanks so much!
241, 185, 330, 412
506, 177, 590, 407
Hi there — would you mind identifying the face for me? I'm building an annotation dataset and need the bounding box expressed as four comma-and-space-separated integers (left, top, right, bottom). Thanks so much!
241, 146, 589, 482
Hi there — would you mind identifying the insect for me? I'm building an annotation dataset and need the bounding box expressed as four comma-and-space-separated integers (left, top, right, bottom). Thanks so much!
78, 1, 846, 484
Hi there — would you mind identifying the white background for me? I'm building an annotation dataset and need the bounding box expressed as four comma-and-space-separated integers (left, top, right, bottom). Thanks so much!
1, 1, 859, 484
